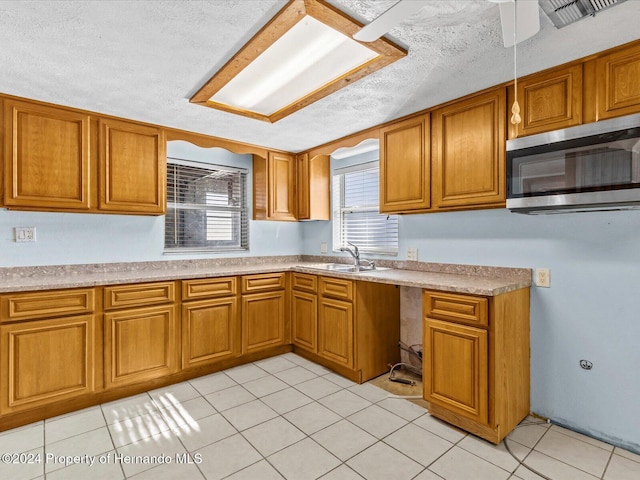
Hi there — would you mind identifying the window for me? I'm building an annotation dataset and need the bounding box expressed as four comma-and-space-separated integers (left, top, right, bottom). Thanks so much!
165, 158, 248, 252
332, 161, 398, 255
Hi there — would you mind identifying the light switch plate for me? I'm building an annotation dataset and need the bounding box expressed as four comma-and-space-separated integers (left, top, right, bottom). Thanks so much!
15, 227, 36, 243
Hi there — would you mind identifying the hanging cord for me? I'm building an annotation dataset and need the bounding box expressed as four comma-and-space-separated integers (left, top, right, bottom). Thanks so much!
503, 420, 554, 480
511, 0, 522, 125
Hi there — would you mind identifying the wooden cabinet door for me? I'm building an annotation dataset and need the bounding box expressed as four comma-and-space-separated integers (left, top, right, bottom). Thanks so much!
99, 118, 166, 214
0, 315, 96, 414
104, 305, 178, 387
432, 89, 506, 209
291, 290, 317, 353
590, 42, 640, 121
3, 99, 91, 210
509, 64, 583, 138
268, 151, 296, 221
318, 297, 353, 368
380, 115, 430, 213
423, 318, 488, 425
297, 153, 330, 221
242, 291, 286, 353
182, 297, 239, 369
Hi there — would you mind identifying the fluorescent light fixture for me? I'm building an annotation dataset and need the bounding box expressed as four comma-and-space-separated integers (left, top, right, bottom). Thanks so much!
190, 0, 407, 123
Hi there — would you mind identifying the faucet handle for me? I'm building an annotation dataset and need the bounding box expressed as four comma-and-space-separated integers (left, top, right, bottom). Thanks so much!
347, 241, 359, 256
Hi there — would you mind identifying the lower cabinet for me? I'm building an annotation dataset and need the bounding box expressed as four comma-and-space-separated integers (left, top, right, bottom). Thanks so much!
103, 282, 178, 388
181, 277, 240, 369
291, 273, 400, 383
241, 273, 287, 354
0, 314, 97, 414
423, 288, 530, 444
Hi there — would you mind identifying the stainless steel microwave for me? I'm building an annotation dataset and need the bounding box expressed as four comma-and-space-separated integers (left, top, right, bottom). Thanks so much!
506, 113, 640, 214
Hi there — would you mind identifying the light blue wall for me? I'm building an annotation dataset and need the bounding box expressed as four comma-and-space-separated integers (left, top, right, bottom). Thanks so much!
0, 141, 302, 267
301, 153, 640, 452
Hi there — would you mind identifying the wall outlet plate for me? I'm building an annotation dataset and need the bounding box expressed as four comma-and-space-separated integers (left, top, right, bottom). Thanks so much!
535, 268, 550, 287
15, 227, 36, 243
407, 247, 418, 261
320, 242, 328, 254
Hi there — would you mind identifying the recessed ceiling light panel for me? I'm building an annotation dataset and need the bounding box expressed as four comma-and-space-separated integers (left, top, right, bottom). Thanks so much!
190, 0, 407, 123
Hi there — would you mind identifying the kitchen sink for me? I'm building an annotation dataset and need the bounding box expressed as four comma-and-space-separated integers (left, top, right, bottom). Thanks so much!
301, 263, 390, 273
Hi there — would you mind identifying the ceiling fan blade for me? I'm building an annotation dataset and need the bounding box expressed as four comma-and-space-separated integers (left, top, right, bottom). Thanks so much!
352, 0, 430, 42
498, 0, 540, 48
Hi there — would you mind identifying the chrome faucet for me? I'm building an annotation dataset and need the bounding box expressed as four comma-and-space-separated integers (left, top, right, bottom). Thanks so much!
340, 241, 360, 267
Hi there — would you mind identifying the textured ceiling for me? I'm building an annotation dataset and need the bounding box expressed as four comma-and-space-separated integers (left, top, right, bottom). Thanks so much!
0, 0, 639, 153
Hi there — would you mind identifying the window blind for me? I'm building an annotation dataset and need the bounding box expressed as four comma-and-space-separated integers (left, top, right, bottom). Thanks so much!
332, 162, 398, 255
165, 159, 248, 252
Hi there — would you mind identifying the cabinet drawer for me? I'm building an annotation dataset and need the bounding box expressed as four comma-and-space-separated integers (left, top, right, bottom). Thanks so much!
242, 273, 286, 293
104, 282, 176, 310
1, 289, 95, 322
319, 277, 354, 301
423, 291, 488, 328
182, 277, 237, 301
292, 273, 317, 293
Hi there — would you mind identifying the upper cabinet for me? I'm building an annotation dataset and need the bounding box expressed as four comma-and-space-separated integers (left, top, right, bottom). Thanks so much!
431, 88, 506, 210
508, 64, 583, 139
99, 118, 165, 214
380, 115, 430, 213
253, 151, 297, 221
1, 96, 166, 215
586, 41, 640, 122
3, 99, 92, 210
297, 153, 330, 221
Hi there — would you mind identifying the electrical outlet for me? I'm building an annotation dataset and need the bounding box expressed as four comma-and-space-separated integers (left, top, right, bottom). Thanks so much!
15, 227, 36, 243
535, 268, 550, 287
407, 247, 418, 261
320, 242, 328, 254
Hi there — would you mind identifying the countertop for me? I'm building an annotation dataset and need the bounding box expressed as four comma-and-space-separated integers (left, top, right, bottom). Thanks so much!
0, 256, 531, 296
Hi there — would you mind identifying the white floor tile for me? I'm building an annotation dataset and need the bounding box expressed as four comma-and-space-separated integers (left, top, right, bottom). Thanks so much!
116, 432, 187, 478
148, 382, 201, 408
195, 433, 262, 480
224, 363, 270, 384
284, 402, 341, 435
550, 425, 614, 452
261, 387, 314, 415
45, 427, 114, 473
268, 437, 340, 480
158, 396, 217, 427
128, 459, 204, 480
322, 372, 357, 389
253, 355, 298, 374
172, 413, 237, 452
347, 383, 390, 403
243, 416, 306, 456
319, 389, 372, 417
376, 397, 427, 421
319, 464, 365, 479
429, 445, 511, 480
535, 428, 611, 477
614, 446, 640, 463
274, 366, 318, 386
346, 441, 424, 480
412, 413, 467, 443
300, 362, 332, 376
604, 453, 640, 480
295, 376, 343, 400
514, 450, 599, 480
347, 404, 407, 439
242, 375, 289, 398
189, 372, 237, 396
312, 419, 377, 461
102, 393, 158, 425
0, 422, 43, 453
458, 434, 522, 472
220, 399, 278, 431
0, 447, 44, 480
384, 423, 453, 467
412, 469, 445, 480
45, 406, 106, 444
108, 411, 172, 448
203, 385, 255, 412
507, 422, 549, 448
225, 459, 284, 480
46, 449, 124, 480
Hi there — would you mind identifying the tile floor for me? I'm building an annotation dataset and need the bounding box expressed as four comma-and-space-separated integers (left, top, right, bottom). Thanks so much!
1, 353, 639, 480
